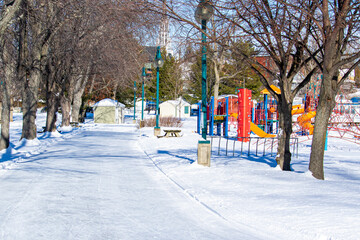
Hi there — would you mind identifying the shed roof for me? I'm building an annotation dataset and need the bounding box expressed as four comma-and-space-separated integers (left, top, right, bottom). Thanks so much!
93, 98, 125, 108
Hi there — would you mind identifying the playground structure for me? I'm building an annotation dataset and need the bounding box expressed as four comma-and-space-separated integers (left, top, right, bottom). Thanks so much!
292, 81, 360, 142
327, 90, 360, 141
198, 88, 278, 141
197, 80, 360, 144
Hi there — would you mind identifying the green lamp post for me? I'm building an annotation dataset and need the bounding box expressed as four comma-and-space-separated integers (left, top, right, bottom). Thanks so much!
141, 67, 146, 127
195, 0, 213, 167
154, 46, 164, 136
195, 0, 213, 140
141, 67, 146, 121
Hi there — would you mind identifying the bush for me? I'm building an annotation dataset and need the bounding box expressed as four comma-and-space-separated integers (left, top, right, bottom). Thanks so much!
141, 116, 183, 128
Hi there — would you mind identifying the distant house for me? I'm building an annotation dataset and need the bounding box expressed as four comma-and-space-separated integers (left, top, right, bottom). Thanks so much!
159, 97, 191, 118
93, 98, 125, 124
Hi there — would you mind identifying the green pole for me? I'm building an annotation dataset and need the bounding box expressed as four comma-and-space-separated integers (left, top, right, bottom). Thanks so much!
156, 66, 160, 128
141, 67, 146, 121
201, 19, 207, 140
155, 46, 162, 129
133, 80, 136, 121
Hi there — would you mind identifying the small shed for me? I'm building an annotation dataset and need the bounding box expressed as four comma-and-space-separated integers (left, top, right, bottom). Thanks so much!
159, 97, 191, 118
93, 98, 125, 124
135, 98, 147, 112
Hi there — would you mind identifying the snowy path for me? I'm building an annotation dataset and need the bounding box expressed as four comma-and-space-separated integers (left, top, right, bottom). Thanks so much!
0, 125, 267, 240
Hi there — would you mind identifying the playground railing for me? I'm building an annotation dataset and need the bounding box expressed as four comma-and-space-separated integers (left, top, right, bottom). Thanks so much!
209, 136, 299, 159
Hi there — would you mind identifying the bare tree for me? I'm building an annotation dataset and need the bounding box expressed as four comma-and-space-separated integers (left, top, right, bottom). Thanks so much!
17, 0, 73, 140
0, 0, 22, 43
0, 35, 16, 149
216, 1, 321, 170
36, 0, 150, 129
72, 1, 154, 112
0, 0, 22, 150
307, 0, 360, 179
146, 0, 318, 170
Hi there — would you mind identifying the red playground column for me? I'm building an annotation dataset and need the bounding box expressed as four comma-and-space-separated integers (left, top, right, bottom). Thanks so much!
237, 89, 252, 142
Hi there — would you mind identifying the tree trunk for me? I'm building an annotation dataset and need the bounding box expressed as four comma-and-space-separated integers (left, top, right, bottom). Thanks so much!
71, 92, 82, 123
88, 74, 96, 95
0, 0, 22, 44
0, 35, 16, 150
0, 75, 12, 150
71, 85, 87, 123
45, 91, 59, 132
113, 81, 118, 100
19, 0, 43, 140
21, 68, 40, 140
309, 74, 338, 180
71, 65, 91, 123
355, 67, 360, 88
60, 95, 71, 127
276, 99, 293, 171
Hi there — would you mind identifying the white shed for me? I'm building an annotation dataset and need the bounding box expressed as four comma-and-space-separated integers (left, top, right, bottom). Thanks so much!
93, 98, 125, 124
159, 97, 191, 118
135, 98, 147, 113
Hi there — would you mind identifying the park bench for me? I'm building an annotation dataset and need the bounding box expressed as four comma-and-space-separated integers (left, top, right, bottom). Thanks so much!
158, 129, 182, 138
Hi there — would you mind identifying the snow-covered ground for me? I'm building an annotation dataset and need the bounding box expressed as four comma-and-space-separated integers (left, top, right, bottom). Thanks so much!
139, 117, 360, 240
0, 112, 359, 240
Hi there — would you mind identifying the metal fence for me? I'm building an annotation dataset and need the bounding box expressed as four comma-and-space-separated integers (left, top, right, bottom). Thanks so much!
209, 136, 299, 158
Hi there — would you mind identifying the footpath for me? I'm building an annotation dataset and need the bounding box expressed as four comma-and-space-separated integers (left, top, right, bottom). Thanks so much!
0, 124, 265, 240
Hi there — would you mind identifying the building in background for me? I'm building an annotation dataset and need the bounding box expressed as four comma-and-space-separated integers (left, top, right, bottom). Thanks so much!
93, 98, 125, 124
159, 97, 191, 118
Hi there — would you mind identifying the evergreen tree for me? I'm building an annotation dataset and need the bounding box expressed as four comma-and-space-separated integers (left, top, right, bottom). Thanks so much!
146, 49, 183, 102
184, 51, 216, 104
183, 42, 262, 104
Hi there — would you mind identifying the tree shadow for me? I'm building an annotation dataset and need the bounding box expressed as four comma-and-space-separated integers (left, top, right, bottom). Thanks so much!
157, 150, 196, 164
0, 143, 22, 163
213, 151, 278, 168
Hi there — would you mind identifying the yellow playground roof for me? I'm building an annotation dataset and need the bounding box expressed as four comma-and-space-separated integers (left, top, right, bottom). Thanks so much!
260, 85, 281, 95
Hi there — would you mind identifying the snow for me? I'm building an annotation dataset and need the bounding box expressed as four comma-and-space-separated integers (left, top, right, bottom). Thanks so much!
0, 112, 359, 240
58, 125, 73, 133
93, 98, 125, 108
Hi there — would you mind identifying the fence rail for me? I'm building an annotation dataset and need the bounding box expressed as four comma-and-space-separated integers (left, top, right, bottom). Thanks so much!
209, 136, 299, 158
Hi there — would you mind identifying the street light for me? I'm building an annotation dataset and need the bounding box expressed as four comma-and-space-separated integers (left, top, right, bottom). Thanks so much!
195, 0, 213, 167
195, 0, 214, 24
141, 67, 146, 127
133, 80, 137, 123
195, 0, 213, 140
154, 46, 164, 136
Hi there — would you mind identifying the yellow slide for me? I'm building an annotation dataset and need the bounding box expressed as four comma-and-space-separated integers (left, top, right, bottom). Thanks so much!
292, 104, 305, 115
232, 113, 276, 138
250, 122, 276, 138
230, 113, 238, 118
297, 111, 316, 135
